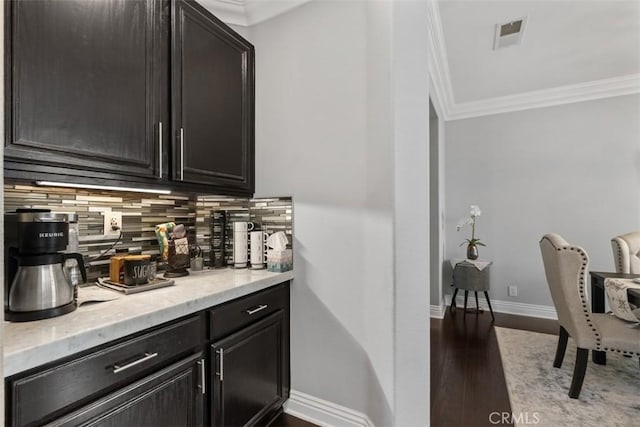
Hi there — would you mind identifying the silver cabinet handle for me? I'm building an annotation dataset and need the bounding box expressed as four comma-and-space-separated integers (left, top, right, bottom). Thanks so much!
217, 348, 224, 382
180, 127, 184, 180
158, 122, 163, 178
246, 304, 268, 315
113, 352, 158, 374
197, 358, 206, 395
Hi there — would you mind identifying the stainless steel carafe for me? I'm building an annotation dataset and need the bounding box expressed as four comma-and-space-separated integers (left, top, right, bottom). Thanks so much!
9, 253, 86, 317
4, 209, 87, 322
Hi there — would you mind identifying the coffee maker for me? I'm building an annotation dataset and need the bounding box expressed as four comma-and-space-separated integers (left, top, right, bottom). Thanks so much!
4, 209, 87, 322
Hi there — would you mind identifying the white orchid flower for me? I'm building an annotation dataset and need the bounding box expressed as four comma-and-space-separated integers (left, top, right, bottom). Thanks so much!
456, 217, 473, 231
457, 205, 486, 254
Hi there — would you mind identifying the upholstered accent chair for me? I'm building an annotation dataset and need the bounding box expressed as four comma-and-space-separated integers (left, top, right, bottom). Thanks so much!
539, 233, 640, 399
611, 232, 640, 273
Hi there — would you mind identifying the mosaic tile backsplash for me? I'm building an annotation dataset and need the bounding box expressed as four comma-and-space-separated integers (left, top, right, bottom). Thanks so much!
4, 183, 293, 282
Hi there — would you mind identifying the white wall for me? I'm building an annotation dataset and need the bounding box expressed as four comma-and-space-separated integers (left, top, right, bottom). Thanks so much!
429, 84, 447, 317
444, 94, 640, 308
429, 102, 439, 307
429, 100, 446, 312
391, 2, 430, 425
251, 1, 394, 424
250, 0, 429, 424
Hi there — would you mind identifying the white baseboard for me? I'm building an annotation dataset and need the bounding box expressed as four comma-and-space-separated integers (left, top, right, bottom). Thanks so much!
284, 390, 374, 427
444, 294, 557, 320
430, 303, 445, 319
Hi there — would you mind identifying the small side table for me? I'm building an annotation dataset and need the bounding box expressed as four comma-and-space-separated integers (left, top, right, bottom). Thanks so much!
450, 259, 495, 320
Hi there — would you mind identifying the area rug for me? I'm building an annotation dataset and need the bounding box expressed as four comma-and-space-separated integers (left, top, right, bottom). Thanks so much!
495, 327, 640, 427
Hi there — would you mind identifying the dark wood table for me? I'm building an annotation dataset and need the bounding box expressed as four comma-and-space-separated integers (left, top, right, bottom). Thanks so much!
589, 271, 640, 365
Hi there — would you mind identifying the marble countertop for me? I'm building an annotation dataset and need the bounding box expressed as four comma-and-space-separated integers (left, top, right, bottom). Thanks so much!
3, 268, 294, 378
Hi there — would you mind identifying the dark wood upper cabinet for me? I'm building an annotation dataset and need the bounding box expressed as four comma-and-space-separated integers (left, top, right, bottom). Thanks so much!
172, 0, 255, 192
5, 0, 255, 196
5, 0, 166, 179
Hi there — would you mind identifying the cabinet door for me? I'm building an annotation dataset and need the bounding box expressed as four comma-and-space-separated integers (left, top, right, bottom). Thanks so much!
172, 0, 254, 193
48, 354, 205, 427
211, 311, 285, 426
5, 0, 165, 179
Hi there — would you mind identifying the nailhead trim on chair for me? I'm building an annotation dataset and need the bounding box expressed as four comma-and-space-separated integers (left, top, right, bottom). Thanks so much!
612, 239, 624, 272
550, 237, 640, 357
561, 246, 602, 347
570, 244, 640, 356
602, 348, 640, 355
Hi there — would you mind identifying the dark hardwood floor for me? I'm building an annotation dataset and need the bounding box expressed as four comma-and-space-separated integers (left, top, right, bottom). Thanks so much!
430, 307, 558, 427
274, 308, 557, 427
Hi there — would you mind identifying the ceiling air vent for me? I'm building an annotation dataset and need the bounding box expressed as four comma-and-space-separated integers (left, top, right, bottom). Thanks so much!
493, 17, 527, 50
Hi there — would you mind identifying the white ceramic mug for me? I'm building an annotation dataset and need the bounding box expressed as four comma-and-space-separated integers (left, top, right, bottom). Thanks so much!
250, 231, 268, 269
233, 221, 254, 233
232, 222, 254, 268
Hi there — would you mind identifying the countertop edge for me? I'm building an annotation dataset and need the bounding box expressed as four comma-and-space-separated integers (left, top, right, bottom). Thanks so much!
4, 270, 294, 378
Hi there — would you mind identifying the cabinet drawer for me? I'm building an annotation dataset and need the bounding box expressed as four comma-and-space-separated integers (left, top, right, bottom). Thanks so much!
209, 284, 286, 341
10, 315, 204, 427
45, 353, 205, 427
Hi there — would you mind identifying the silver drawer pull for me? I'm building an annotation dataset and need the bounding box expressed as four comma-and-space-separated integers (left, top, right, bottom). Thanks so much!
197, 358, 206, 394
112, 352, 158, 374
158, 122, 163, 178
180, 127, 185, 180
245, 304, 268, 315
217, 348, 224, 382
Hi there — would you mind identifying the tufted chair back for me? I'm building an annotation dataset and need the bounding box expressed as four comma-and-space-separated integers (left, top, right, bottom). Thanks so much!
540, 234, 599, 350
611, 232, 640, 273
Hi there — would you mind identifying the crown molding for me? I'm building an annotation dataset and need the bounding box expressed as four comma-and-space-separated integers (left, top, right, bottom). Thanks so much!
245, 0, 313, 26
449, 74, 640, 120
199, 0, 312, 27
427, 0, 454, 120
427, 1, 640, 121
198, 0, 247, 26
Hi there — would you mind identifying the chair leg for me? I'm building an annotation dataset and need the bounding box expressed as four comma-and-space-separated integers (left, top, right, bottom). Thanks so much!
553, 326, 569, 368
569, 348, 589, 399
463, 291, 469, 314
474, 291, 479, 312
483, 291, 495, 321
450, 288, 459, 313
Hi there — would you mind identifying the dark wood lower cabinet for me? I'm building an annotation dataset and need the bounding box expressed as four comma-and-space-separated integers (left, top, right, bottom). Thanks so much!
48, 353, 205, 427
5, 282, 290, 427
211, 312, 285, 427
